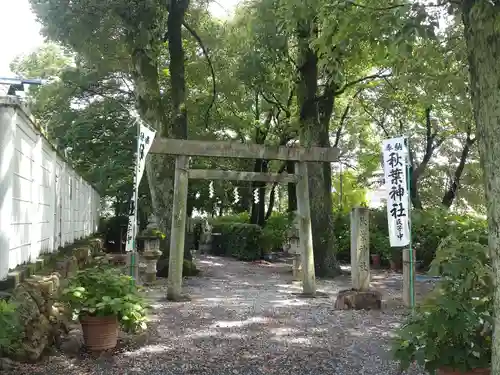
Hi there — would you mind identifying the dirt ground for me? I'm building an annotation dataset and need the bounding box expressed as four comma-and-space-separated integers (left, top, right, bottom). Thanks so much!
12, 255, 432, 375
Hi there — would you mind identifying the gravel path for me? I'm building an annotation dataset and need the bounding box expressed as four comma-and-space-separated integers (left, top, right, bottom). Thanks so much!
13, 255, 431, 375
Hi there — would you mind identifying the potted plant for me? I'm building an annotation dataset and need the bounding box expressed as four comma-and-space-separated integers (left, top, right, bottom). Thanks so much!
370, 253, 381, 268
62, 266, 148, 351
393, 236, 492, 374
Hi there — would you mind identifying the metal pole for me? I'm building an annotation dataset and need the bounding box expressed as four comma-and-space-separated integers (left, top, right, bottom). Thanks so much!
339, 162, 343, 211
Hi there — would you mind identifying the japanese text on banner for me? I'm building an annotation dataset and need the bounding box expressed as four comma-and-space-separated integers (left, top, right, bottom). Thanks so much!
125, 122, 156, 252
382, 137, 410, 247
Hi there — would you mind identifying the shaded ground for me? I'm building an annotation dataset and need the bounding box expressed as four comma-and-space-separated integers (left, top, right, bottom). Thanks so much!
14, 255, 432, 375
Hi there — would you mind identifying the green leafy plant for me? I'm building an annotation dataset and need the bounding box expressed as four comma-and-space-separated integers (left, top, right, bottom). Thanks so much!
393, 236, 492, 373
138, 227, 166, 240
0, 300, 23, 355
332, 207, 487, 268
212, 222, 263, 261
210, 212, 250, 225
261, 212, 294, 253
62, 266, 149, 333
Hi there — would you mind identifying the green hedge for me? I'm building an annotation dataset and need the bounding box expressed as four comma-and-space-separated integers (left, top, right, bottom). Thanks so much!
209, 212, 293, 261
211, 222, 263, 261
261, 212, 294, 253
334, 207, 487, 269
207, 207, 486, 269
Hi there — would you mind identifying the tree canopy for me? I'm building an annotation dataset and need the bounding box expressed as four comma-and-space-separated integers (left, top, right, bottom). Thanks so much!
16, 0, 486, 273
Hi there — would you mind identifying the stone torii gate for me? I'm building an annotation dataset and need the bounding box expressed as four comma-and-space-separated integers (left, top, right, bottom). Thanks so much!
149, 138, 340, 301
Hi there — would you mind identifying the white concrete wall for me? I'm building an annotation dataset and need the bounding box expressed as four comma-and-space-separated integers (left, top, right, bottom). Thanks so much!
0, 97, 101, 280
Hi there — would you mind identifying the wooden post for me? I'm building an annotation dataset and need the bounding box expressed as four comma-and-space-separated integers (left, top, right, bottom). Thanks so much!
350, 207, 370, 291
403, 247, 416, 307
167, 155, 189, 301
295, 162, 316, 296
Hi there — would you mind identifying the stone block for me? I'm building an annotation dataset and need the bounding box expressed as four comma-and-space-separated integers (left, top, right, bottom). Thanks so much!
89, 238, 103, 255
55, 259, 69, 278
110, 253, 128, 265
334, 289, 382, 310
0, 290, 12, 301
66, 256, 79, 276
73, 247, 91, 268
0, 271, 23, 291
59, 328, 83, 356
350, 207, 370, 291
35, 258, 45, 271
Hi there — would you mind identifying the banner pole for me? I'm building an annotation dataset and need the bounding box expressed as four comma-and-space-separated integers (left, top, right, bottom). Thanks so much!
406, 136, 415, 309
130, 120, 140, 285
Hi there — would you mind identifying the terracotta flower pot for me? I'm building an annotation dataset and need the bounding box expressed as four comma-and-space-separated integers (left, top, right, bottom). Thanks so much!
437, 368, 490, 375
371, 254, 381, 268
80, 315, 119, 351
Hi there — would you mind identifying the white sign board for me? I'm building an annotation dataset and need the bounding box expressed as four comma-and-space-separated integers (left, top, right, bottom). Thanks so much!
382, 137, 410, 247
125, 121, 156, 252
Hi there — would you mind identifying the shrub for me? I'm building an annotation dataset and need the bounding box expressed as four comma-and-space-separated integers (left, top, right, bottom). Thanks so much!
212, 222, 263, 261
332, 207, 486, 269
261, 212, 294, 253
210, 212, 250, 225
182, 259, 200, 276
156, 258, 200, 278
369, 209, 391, 263
0, 300, 22, 355
393, 236, 492, 372
332, 212, 350, 262
412, 208, 487, 268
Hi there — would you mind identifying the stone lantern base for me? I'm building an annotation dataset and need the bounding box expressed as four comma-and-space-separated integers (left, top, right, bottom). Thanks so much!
143, 250, 162, 284
292, 254, 303, 281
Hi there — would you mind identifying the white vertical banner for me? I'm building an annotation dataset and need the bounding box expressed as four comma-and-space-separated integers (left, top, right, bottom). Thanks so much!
382, 136, 410, 247
125, 121, 157, 252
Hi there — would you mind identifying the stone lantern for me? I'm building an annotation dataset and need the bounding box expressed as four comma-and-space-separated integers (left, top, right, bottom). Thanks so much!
286, 211, 302, 282
137, 215, 163, 284
288, 233, 302, 281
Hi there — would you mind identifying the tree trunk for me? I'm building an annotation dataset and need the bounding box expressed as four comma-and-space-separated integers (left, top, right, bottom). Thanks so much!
441, 134, 475, 208
165, 0, 190, 258
128, 42, 175, 254
461, 1, 500, 373
131, 0, 189, 257
409, 166, 423, 210
287, 161, 297, 212
168, 0, 189, 140
250, 159, 267, 226
408, 108, 443, 210
265, 183, 277, 221
250, 107, 271, 226
296, 20, 339, 277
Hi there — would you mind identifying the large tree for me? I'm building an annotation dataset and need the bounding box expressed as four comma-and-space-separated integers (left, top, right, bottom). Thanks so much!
460, 0, 500, 372
30, 0, 201, 254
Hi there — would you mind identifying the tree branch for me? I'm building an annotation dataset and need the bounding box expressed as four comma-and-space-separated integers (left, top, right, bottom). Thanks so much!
182, 21, 216, 129
333, 87, 364, 147
442, 125, 476, 208
358, 98, 390, 137
335, 71, 392, 95
346, 1, 407, 11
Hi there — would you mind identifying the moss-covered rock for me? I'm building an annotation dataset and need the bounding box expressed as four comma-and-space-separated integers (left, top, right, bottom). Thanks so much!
7, 274, 62, 362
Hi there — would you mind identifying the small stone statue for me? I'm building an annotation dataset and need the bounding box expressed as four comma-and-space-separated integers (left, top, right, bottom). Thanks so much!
147, 214, 159, 230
